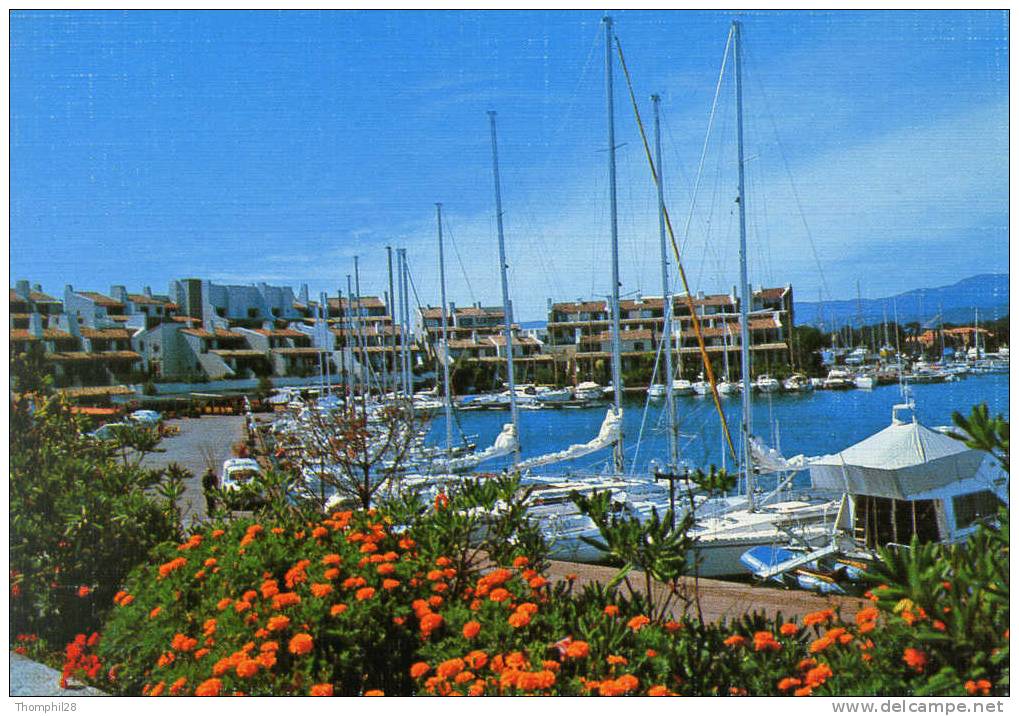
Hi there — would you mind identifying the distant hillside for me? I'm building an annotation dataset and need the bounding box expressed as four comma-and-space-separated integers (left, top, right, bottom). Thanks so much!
794, 274, 1008, 329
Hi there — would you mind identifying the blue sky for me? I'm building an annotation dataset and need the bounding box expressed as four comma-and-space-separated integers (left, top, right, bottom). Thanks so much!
10, 10, 1008, 321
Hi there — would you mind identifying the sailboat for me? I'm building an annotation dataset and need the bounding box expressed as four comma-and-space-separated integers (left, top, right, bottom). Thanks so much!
675, 20, 842, 577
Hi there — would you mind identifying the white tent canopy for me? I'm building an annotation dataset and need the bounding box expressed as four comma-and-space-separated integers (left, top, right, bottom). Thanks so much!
808, 411, 987, 500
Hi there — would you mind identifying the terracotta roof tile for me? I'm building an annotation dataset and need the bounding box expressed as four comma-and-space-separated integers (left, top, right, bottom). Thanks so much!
77, 291, 124, 308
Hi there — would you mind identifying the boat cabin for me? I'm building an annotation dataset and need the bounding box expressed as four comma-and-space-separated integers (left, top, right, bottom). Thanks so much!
810, 403, 1008, 551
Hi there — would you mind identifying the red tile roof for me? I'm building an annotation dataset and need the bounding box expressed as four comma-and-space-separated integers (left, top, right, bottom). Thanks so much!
80, 328, 132, 340
10, 328, 74, 341
77, 291, 124, 308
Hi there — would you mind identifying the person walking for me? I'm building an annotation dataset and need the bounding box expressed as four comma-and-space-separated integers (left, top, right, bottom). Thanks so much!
202, 467, 219, 514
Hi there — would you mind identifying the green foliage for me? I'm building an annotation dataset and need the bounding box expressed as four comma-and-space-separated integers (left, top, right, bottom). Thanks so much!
9, 394, 184, 647
951, 403, 1009, 473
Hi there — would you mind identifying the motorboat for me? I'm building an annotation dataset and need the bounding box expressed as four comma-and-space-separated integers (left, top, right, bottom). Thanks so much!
755, 375, 780, 392
782, 373, 813, 392
647, 383, 667, 399
853, 373, 876, 390
573, 381, 604, 402
672, 379, 694, 395
822, 369, 854, 390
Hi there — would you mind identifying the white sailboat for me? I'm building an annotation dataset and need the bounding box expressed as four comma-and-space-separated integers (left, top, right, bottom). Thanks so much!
679, 21, 842, 577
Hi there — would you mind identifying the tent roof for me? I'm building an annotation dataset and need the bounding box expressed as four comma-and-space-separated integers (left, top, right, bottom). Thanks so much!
811, 418, 970, 471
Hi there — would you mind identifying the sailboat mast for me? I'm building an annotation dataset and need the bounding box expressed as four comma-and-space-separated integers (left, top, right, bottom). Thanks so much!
653, 94, 678, 473
386, 246, 396, 397
436, 203, 454, 453
486, 111, 520, 464
733, 20, 755, 512
604, 15, 625, 473
401, 251, 413, 399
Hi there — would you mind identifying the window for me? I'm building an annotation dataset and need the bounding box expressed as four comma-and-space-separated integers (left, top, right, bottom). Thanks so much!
247, 308, 259, 319
216, 308, 226, 318
953, 491, 1002, 530
633, 342, 644, 352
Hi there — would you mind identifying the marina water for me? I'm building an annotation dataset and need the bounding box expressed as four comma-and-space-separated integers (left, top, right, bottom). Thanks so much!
425, 373, 1009, 483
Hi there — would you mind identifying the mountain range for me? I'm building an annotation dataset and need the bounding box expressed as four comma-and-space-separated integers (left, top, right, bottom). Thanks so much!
793, 274, 1009, 329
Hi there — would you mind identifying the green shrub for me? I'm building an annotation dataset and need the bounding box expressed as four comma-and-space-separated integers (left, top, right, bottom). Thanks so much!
9, 392, 184, 648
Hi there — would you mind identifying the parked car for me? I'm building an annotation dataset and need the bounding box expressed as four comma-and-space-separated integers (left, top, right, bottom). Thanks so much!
221, 458, 261, 491
129, 409, 162, 425
88, 422, 130, 441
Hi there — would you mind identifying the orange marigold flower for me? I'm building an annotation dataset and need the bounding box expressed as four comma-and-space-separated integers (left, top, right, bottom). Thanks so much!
288, 633, 313, 656
647, 685, 671, 696
310, 683, 333, 696
312, 526, 328, 539
410, 662, 430, 679
464, 650, 488, 670
364, 689, 384, 696
149, 681, 165, 697
194, 648, 209, 660
120, 594, 135, 606
855, 607, 879, 625
810, 636, 834, 654
437, 658, 465, 679
798, 658, 818, 671
376, 563, 396, 576
233, 600, 251, 614
149, 607, 162, 619
780, 622, 800, 637
77, 586, 91, 598
730, 687, 748, 696
723, 635, 746, 648
330, 603, 348, 617
260, 580, 279, 599
512, 555, 529, 568
355, 587, 376, 601
382, 579, 400, 591
754, 631, 781, 652
428, 595, 444, 608
803, 609, 835, 627
158, 557, 187, 579
236, 659, 260, 678
489, 587, 511, 602
310, 583, 333, 598
664, 620, 683, 633
272, 592, 301, 610
902, 647, 927, 673
322, 554, 342, 566
529, 576, 548, 589
778, 677, 803, 692
360, 542, 378, 554
607, 655, 629, 666
266, 615, 291, 632
794, 686, 813, 697
342, 576, 366, 590
965, 679, 992, 696
565, 640, 590, 659
171, 633, 198, 652
324, 568, 340, 580
463, 620, 481, 639
113, 590, 128, 605
615, 674, 639, 693
604, 604, 620, 617
805, 663, 833, 688
508, 611, 531, 628
211, 529, 225, 538
420, 612, 443, 636
627, 615, 651, 632
216, 597, 232, 611
194, 678, 222, 696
